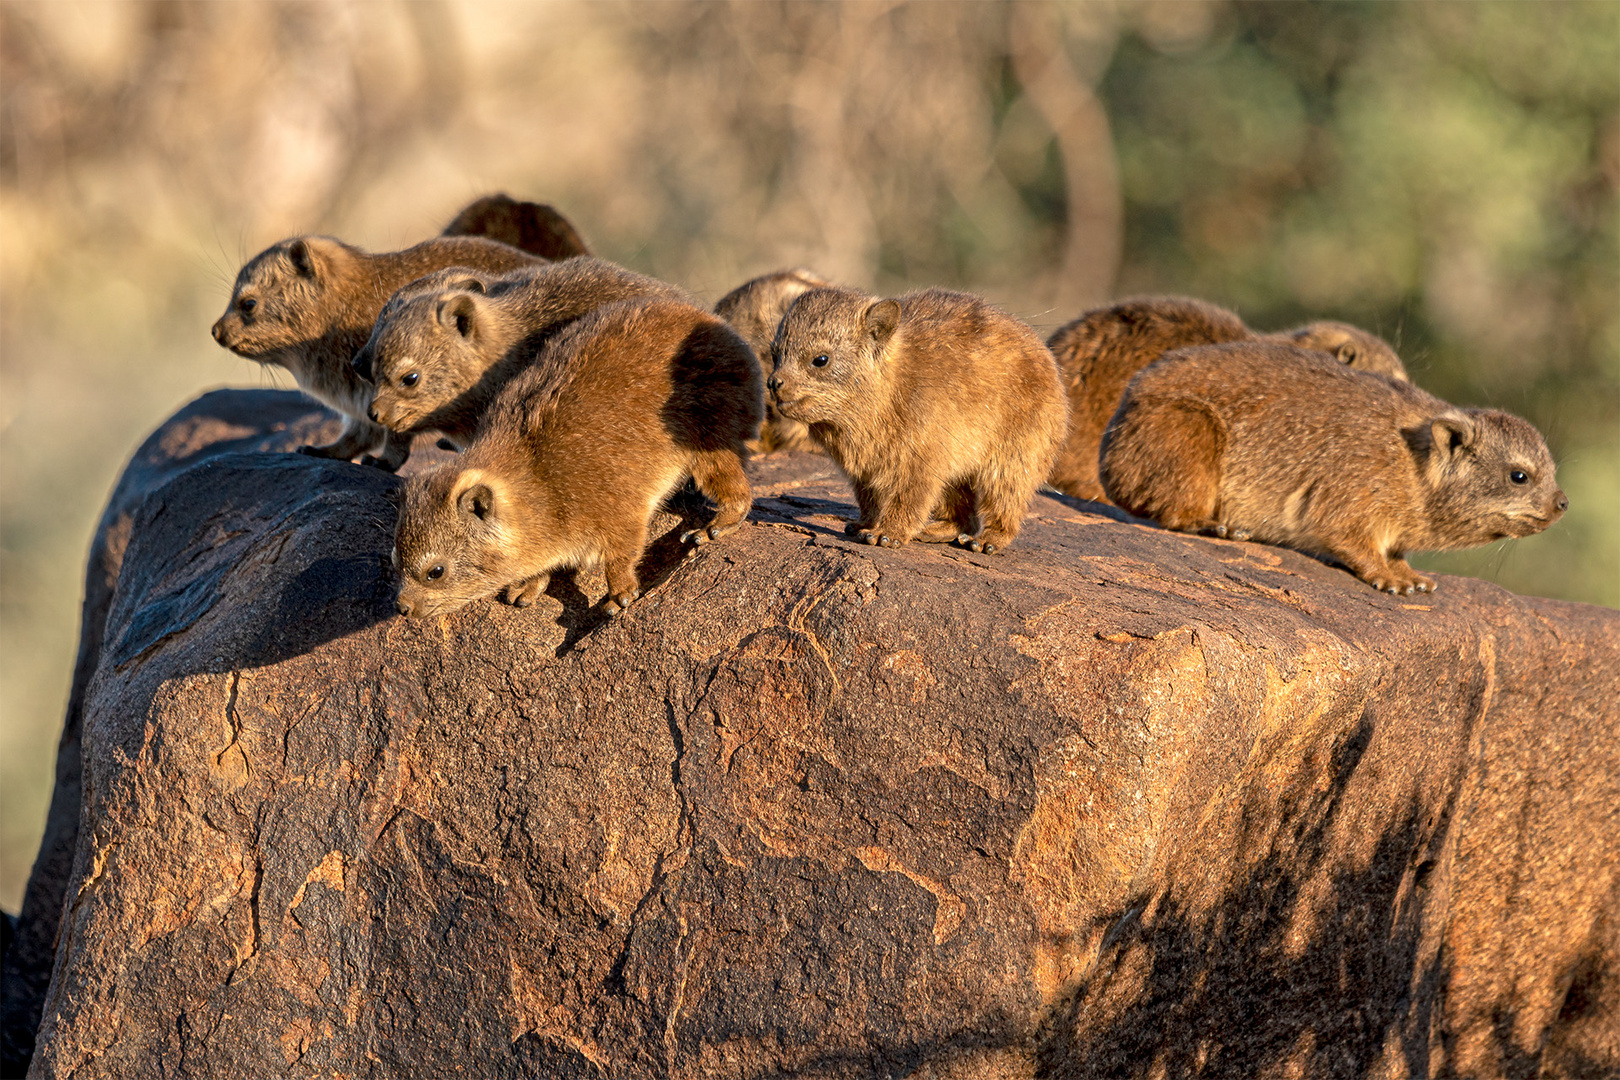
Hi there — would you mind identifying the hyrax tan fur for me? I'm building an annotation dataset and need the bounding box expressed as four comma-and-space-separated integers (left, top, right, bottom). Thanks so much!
356, 258, 689, 450
1099, 341, 1566, 594
1045, 296, 1409, 502
714, 269, 833, 455
393, 296, 763, 619
771, 287, 1068, 554
212, 234, 538, 469
441, 193, 591, 260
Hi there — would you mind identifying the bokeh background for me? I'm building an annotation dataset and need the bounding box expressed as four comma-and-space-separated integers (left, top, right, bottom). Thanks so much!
1, 0, 1615, 910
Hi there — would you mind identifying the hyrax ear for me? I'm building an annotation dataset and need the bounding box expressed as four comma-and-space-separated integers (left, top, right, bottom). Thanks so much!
457, 482, 496, 522
863, 299, 901, 346
448, 275, 486, 295
1430, 412, 1477, 461
437, 293, 480, 338
288, 238, 319, 278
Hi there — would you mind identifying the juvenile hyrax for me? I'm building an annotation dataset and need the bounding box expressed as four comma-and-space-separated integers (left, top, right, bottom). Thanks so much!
1044, 296, 1409, 502
357, 257, 689, 449
771, 287, 1068, 553
714, 268, 833, 454
393, 297, 763, 618
1098, 341, 1567, 594
212, 234, 539, 469
441, 193, 591, 260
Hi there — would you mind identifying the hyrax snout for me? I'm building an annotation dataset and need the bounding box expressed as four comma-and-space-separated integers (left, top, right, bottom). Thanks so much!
1098, 341, 1565, 595
770, 286, 1068, 554
393, 296, 763, 619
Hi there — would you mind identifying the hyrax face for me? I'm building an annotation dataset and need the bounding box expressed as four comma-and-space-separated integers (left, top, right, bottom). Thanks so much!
769, 289, 899, 425
211, 237, 340, 372
357, 273, 496, 432
1416, 409, 1567, 546
393, 466, 525, 619
1288, 321, 1409, 382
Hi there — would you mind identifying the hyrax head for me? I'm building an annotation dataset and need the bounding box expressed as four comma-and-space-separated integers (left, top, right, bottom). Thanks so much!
768, 288, 900, 424
1287, 321, 1409, 382
356, 270, 497, 431
393, 465, 526, 619
211, 236, 352, 370
1408, 408, 1567, 547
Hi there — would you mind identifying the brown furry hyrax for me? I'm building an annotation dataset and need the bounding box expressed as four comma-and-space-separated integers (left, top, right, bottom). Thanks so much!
212, 234, 539, 469
356, 257, 689, 450
714, 268, 833, 454
1045, 296, 1409, 502
441, 193, 591, 260
770, 287, 1068, 553
1099, 341, 1567, 594
393, 296, 763, 619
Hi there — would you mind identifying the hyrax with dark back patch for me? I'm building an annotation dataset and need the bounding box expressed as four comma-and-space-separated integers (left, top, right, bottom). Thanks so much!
355, 257, 689, 451
393, 296, 763, 619
771, 287, 1068, 553
1099, 340, 1566, 594
714, 268, 833, 455
212, 234, 539, 469
440, 193, 592, 261
1045, 295, 1409, 502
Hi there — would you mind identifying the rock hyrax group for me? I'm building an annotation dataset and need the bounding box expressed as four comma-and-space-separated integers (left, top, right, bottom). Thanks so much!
213, 194, 1566, 612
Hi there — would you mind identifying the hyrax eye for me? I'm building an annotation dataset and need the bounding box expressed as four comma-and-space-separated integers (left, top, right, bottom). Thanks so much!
812, 354, 830, 368
237, 296, 258, 315
1509, 469, 1529, 485
426, 564, 445, 581
402, 371, 420, 388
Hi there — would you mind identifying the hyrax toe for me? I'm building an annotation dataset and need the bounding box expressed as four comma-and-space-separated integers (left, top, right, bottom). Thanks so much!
501, 575, 548, 607
602, 589, 643, 616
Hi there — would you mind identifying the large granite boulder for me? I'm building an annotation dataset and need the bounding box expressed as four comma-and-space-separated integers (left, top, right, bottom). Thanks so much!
5, 389, 1617, 1079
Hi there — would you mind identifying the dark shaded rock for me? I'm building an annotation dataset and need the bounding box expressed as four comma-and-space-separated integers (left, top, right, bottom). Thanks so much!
12, 390, 1620, 1079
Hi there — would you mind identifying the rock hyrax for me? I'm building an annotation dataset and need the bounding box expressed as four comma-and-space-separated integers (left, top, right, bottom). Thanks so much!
356, 257, 689, 450
714, 268, 833, 455
212, 234, 539, 469
393, 296, 764, 618
441, 193, 591, 260
1045, 296, 1409, 502
771, 287, 1068, 553
1098, 341, 1567, 594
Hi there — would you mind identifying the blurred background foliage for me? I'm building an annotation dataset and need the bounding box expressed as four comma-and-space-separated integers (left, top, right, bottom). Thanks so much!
0, 0, 1614, 908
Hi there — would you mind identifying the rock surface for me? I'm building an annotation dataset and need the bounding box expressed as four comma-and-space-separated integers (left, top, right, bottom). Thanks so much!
6, 388, 1619, 1079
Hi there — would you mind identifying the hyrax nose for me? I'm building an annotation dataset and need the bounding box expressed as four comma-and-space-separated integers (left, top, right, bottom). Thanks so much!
210, 319, 226, 344
766, 374, 781, 395
368, 404, 381, 423
1553, 490, 1569, 514
396, 595, 414, 617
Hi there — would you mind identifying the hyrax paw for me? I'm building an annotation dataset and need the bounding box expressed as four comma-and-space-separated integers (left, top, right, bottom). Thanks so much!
956, 533, 999, 555
359, 454, 402, 473
1228, 529, 1252, 542
843, 522, 864, 537
854, 528, 902, 549
297, 444, 339, 460
501, 576, 547, 607
1367, 571, 1436, 596
602, 589, 643, 616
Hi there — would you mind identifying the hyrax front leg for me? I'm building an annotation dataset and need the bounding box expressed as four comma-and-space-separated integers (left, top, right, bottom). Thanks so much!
842, 478, 885, 538
361, 428, 415, 473
858, 469, 945, 549
684, 450, 753, 544
300, 414, 383, 463
600, 522, 649, 615
1336, 541, 1436, 596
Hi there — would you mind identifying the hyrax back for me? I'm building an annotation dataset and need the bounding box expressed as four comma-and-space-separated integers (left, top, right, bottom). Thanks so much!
1044, 296, 1409, 501
714, 269, 833, 454
771, 287, 1068, 553
212, 234, 538, 469
358, 257, 690, 450
441, 193, 591, 260
1099, 341, 1566, 594
393, 296, 764, 619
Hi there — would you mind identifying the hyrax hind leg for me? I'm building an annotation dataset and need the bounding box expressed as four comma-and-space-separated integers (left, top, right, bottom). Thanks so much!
600, 518, 651, 615
1099, 395, 1225, 534
684, 449, 753, 544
